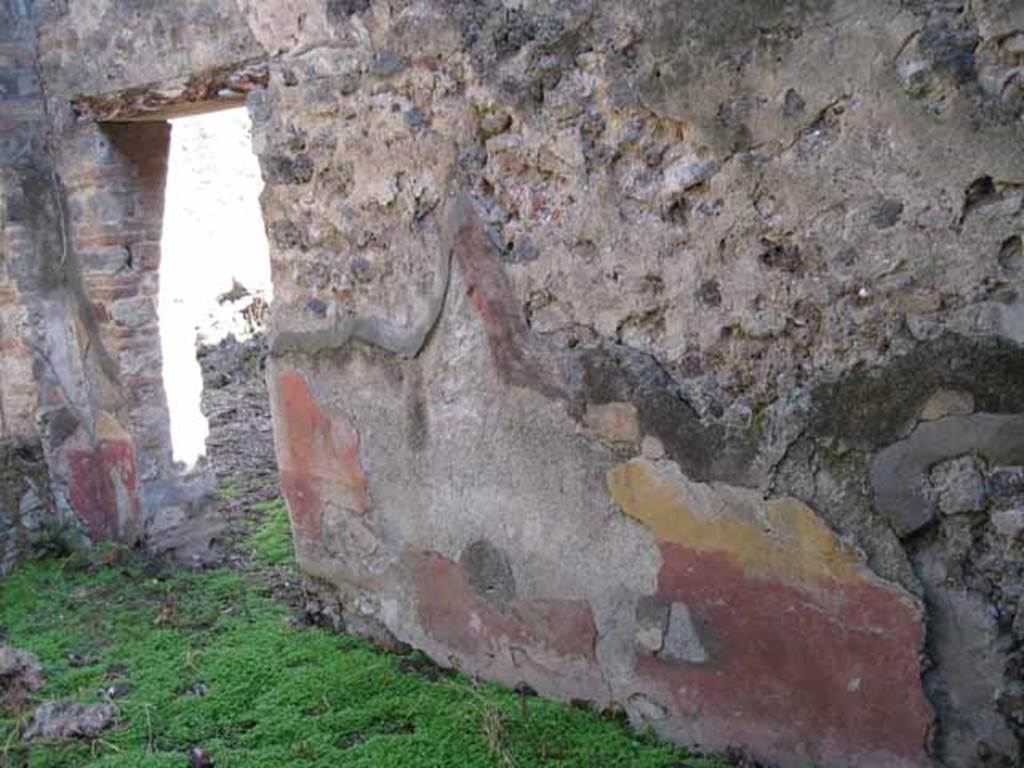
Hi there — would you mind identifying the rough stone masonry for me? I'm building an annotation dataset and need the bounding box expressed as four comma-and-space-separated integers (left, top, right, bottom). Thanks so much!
2, 1, 1024, 766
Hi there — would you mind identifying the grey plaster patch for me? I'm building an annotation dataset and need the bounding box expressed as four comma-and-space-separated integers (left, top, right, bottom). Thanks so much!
659, 602, 709, 665
635, 596, 669, 653
459, 539, 516, 606
915, 541, 1019, 766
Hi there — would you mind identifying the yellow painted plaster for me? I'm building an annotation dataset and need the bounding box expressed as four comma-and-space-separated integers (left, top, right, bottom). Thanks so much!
607, 458, 864, 591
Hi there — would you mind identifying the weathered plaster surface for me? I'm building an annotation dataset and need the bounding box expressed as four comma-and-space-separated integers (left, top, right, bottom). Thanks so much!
610, 458, 932, 766
249, 2, 1023, 764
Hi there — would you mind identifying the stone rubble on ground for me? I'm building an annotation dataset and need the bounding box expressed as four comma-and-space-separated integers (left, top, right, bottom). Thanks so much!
0, 645, 44, 701
21, 700, 117, 741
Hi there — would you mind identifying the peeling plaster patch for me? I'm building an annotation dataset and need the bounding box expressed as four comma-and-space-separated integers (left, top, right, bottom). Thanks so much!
411, 550, 596, 664
608, 457, 933, 766
451, 196, 560, 395
582, 401, 640, 444
660, 602, 708, 665
64, 414, 139, 544
644, 544, 932, 767
406, 550, 609, 702
607, 458, 864, 594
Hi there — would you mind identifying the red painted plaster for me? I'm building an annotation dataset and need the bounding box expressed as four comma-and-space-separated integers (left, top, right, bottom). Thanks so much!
277, 370, 368, 541
451, 202, 565, 398
640, 543, 933, 767
412, 552, 596, 664
67, 439, 139, 541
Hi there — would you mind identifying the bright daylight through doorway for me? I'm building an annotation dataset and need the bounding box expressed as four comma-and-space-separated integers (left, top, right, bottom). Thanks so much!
159, 108, 271, 469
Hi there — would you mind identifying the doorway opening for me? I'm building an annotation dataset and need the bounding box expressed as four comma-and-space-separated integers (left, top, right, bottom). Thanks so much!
159, 108, 271, 470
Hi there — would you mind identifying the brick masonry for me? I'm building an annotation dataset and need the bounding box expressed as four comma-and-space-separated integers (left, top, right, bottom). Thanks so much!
0, 1, 224, 562
58, 121, 173, 486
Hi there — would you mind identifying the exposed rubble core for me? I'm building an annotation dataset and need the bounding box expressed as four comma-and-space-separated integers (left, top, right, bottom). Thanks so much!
198, 332, 276, 494
0, 438, 58, 574
0, 645, 44, 703
2, 1, 1023, 766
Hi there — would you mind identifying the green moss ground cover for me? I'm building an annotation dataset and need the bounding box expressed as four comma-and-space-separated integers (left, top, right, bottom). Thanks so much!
0, 496, 726, 767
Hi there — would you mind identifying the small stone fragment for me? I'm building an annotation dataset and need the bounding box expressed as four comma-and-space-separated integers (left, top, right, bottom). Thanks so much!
870, 199, 904, 229
782, 88, 806, 117
627, 692, 669, 721
991, 508, 1024, 539
929, 456, 987, 516
635, 596, 669, 653
640, 435, 665, 460
181, 681, 208, 697
480, 111, 512, 137
662, 155, 718, 195
920, 389, 975, 421
505, 237, 539, 264
370, 50, 406, 78
0, 646, 44, 700
350, 255, 374, 283
100, 682, 131, 699
188, 745, 214, 768
404, 107, 430, 132
696, 279, 722, 307
22, 700, 117, 741
326, 0, 370, 23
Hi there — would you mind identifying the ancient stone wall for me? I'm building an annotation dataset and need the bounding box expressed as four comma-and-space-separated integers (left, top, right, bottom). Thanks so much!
0, 2, 46, 440
56, 121, 173, 489
0, 0, 263, 564
0, 0, 161, 557
0, 0, 70, 568
3, 1, 1024, 766
254, 3, 1024, 766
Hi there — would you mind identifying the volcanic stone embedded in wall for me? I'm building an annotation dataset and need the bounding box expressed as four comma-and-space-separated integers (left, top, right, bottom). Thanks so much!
871, 413, 1024, 537
871, 413, 1024, 767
